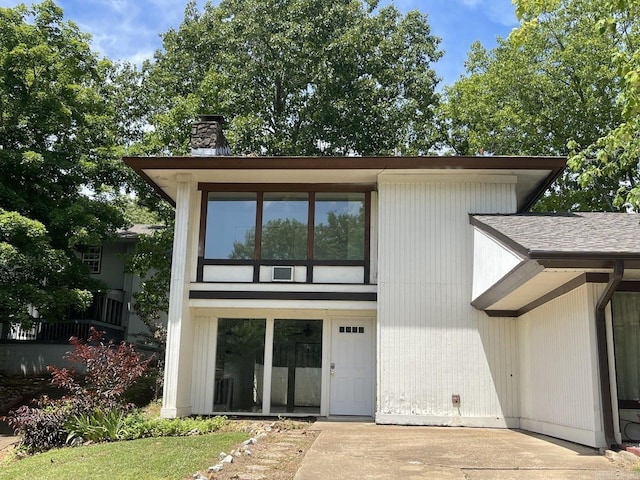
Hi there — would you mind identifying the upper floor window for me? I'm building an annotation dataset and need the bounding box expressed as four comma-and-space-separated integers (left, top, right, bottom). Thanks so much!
314, 193, 364, 261
202, 187, 368, 263
82, 246, 102, 274
262, 193, 308, 260
205, 192, 257, 260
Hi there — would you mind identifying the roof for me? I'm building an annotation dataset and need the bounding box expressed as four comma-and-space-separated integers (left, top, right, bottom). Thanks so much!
117, 224, 165, 240
470, 212, 640, 317
471, 212, 640, 258
123, 155, 566, 212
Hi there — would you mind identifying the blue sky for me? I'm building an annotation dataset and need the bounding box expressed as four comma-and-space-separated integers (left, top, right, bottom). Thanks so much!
1, 0, 518, 87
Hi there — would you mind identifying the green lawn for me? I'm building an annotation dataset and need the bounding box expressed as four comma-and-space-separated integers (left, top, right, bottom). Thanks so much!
0, 432, 248, 480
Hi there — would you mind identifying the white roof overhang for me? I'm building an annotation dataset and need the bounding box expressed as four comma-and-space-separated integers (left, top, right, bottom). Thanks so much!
471, 224, 640, 317
123, 156, 566, 212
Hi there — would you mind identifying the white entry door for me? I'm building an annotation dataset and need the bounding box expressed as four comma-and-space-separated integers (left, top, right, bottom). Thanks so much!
329, 318, 374, 416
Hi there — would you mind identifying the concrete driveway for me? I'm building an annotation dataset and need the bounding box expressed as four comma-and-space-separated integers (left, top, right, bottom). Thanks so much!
295, 420, 640, 479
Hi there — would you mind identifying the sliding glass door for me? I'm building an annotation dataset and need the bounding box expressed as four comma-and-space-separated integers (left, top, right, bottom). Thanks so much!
213, 318, 322, 414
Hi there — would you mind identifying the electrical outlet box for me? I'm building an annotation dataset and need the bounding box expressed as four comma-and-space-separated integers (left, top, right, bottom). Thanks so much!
452, 394, 461, 407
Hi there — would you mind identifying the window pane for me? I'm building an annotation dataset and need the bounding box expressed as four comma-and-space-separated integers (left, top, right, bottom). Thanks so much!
205, 192, 257, 259
314, 193, 365, 260
82, 246, 102, 274
612, 293, 640, 402
262, 193, 308, 260
271, 319, 322, 414
214, 318, 266, 413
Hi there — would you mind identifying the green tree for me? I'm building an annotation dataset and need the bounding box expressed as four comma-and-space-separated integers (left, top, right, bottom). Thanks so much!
441, 0, 631, 211
138, 0, 442, 156
513, 0, 640, 210
0, 1, 129, 323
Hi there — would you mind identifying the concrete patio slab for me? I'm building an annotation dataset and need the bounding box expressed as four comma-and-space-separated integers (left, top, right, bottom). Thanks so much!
295, 420, 639, 479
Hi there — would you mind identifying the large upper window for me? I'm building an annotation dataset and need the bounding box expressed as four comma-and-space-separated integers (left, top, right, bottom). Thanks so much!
262, 193, 308, 260
202, 186, 369, 264
205, 192, 257, 259
314, 193, 364, 260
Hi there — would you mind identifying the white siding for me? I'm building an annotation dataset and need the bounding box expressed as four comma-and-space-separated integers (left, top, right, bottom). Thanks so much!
203, 265, 254, 282
471, 228, 524, 300
376, 175, 519, 426
191, 315, 217, 415
518, 283, 606, 447
313, 266, 364, 284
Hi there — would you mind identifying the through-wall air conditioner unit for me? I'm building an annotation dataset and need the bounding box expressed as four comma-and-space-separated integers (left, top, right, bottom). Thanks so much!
272, 266, 294, 282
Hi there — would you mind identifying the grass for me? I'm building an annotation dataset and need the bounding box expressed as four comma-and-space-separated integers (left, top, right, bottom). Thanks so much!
0, 432, 248, 480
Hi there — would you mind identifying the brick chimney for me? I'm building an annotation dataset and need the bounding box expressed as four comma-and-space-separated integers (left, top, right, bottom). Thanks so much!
190, 114, 231, 156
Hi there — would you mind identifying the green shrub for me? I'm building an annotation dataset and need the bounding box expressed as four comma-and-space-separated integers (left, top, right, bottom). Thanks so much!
65, 408, 127, 444
120, 413, 227, 440
6, 329, 150, 454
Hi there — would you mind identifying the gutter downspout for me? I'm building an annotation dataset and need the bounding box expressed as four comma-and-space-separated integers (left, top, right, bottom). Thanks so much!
595, 260, 623, 449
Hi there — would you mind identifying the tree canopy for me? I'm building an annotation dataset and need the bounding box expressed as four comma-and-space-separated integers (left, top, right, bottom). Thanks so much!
527, 0, 640, 210
441, 0, 640, 211
137, 0, 442, 156
0, 1, 130, 323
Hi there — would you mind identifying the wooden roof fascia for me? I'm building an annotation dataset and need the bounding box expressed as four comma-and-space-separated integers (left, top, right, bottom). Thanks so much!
122, 155, 567, 171
471, 259, 545, 311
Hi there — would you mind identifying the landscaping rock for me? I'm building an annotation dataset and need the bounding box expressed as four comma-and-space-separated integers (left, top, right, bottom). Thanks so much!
605, 449, 640, 468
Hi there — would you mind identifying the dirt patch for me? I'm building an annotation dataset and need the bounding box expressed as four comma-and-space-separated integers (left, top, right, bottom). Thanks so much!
197, 419, 319, 480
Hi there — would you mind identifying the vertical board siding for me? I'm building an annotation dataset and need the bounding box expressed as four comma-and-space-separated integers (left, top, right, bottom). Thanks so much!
191, 315, 215, 415
377, 177, 518, 423
518, 284, 604, 436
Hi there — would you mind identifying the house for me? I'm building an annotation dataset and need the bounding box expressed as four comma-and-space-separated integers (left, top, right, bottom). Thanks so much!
124, 115, 640, 449
0, 224, 164, 375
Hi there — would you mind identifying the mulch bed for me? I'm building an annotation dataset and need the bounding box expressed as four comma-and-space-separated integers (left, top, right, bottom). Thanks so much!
0, 375, 55, 416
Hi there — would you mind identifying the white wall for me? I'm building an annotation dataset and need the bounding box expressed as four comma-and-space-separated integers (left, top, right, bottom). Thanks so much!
472, 228, 524, 301
518, 283, 606, 447
376, 174, 520, 426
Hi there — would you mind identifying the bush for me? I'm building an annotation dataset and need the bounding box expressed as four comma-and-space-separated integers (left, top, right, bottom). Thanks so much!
5, 328, 151, 453
120, 413, 227, 440
122, 369, 160, 407
48, 327, 152, 411
65, 408, 127, 445
6, 400, 72, 453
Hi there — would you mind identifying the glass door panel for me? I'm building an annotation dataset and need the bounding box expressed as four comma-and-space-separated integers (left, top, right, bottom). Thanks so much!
270, 319, 322, 414
214, 318, 266, 412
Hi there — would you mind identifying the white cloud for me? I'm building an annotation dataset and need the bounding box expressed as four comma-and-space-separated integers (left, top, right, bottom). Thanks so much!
126, 50, 157, 67
486, 2, 519, 27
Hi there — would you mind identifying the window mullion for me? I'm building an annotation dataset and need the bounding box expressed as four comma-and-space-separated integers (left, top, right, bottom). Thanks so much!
254, 192, 264, 282
307, 192, 315, 283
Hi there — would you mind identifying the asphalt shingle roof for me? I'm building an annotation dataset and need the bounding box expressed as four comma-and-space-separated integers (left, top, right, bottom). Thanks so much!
471, 212, 640, 255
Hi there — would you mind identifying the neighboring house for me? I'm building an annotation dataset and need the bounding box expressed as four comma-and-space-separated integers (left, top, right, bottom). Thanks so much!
0, 224, 164, 375
124, 115, 640, 449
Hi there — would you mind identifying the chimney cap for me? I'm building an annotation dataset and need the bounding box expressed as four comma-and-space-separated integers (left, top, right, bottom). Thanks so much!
199, 114, 226, 124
